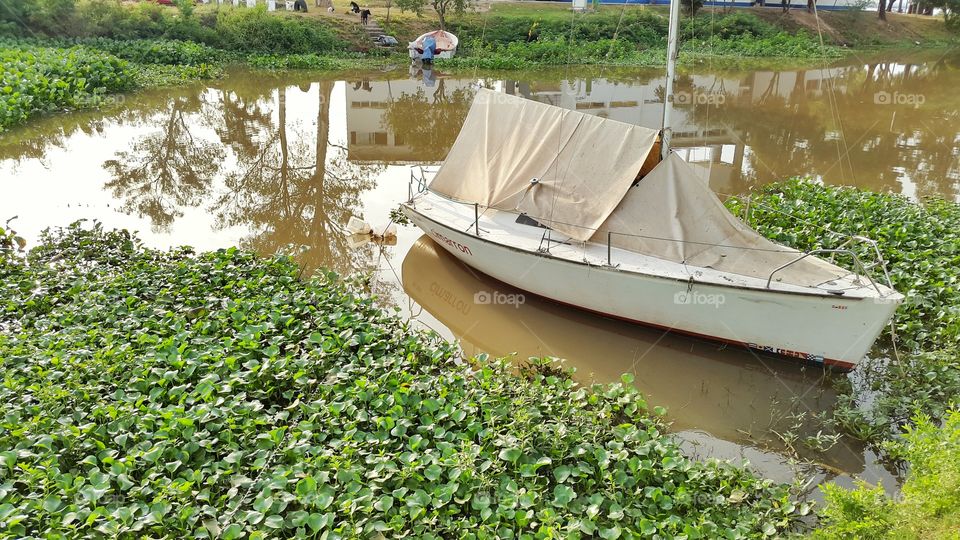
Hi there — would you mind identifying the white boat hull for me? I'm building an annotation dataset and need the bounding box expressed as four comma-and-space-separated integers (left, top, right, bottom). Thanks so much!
408, 47, 457, 59
403, 201, 900, 369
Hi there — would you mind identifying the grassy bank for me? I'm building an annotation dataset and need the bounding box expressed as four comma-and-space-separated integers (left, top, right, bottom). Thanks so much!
814, 409, 960, 539
0, 222, 805, 538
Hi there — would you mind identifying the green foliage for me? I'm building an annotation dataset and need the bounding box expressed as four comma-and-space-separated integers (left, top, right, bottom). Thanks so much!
79, 38, 221, 66
1, 1, 340, 53
928, 0, 960, 31
685, 32, 839, 59
395, 0, 477, 30
682, 12, 776, 40
0, 222, 804, 538
445, 37, 659, 69
814, 482, 894, 539
0, 0, 79, 37
450, 10, 668, 49
726, 181, 960, 442
246, 52, 364, 70
0, 43, 134, 130
132, 62, 222, 88
215, 7, 339, 54
814, 409, 960, 539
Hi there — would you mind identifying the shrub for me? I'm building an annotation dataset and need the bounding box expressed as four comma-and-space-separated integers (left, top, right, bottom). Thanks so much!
814, 409, 960, 539
215, 6, 339, 53
76, 0, 178, 40
683, 12, 776, 40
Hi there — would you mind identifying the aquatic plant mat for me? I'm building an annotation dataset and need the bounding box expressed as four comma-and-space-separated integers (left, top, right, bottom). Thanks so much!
726, 181, 960, 445
0, 223, 803, 538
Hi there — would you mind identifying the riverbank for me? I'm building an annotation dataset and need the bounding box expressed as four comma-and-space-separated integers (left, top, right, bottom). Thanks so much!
0, 221, 805, 538
3, 0, 957, 130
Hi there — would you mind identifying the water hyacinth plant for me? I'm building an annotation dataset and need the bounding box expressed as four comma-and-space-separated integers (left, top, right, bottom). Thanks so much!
0, 44, 135, 130
0, 222, 804, 538
726, 181, 960, 443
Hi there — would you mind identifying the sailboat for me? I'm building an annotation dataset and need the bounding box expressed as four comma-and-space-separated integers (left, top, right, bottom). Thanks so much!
400, 1, 903, 370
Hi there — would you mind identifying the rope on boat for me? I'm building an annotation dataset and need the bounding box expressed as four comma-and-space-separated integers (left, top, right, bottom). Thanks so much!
471, 0, 492, 82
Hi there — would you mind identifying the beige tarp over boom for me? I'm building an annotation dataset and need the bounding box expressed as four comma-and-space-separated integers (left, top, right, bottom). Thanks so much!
591, 153, 849, 287
428, 88, 659, 241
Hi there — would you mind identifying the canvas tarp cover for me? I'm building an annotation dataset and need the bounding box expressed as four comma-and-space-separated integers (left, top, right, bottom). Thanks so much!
590, 153, 849, 287
428, 88, 659, 241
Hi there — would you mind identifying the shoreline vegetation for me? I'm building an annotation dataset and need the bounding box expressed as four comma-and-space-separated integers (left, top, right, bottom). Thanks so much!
2, 0, 958, 130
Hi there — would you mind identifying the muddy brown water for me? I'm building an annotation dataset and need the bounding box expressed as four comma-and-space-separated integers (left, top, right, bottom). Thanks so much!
4, 50, 958, 495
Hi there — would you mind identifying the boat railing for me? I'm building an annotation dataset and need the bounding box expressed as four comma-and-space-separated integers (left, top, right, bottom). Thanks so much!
599, 230, 895, 294
407, 165, 437, 203
415, 193, 896, 294
764, 236, 894, 294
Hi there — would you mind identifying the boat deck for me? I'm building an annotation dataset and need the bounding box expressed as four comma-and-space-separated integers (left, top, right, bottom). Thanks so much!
409, 190, 898, 300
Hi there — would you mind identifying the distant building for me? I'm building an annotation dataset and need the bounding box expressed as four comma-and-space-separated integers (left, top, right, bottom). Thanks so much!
585, 0, 867, 10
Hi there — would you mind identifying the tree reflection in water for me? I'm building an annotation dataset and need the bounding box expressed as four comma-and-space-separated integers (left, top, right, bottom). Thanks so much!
381, 78, 476, 163
100, 78, 385, 276
682, 56, 960, 199
76, 54, 960, 262
213, 81, 383, 276
102, 93, 223, 232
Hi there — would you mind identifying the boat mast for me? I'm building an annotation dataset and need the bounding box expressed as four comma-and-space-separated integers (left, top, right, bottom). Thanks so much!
661, 0, 681, 161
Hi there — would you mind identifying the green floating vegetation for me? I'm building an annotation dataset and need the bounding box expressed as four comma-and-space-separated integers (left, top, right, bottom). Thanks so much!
0, 222, 803, 538
726, 181, 960, 443
813, 409, 960, 540
246, 53, 377, 71
0, 43, 135, 131
76, 38, 223, 66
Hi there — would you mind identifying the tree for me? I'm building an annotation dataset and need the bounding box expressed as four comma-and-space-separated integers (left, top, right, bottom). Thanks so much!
381, 80, 475, 162
878, 0, 887, 21
930, 0, 960, 29
681, 0, 704, 16
394, 0, 475, 31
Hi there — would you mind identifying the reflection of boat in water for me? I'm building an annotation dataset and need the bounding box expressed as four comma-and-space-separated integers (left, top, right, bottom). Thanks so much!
402, 90, 902, 369
408, 30, 458, 60
402, 235, 867, 473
